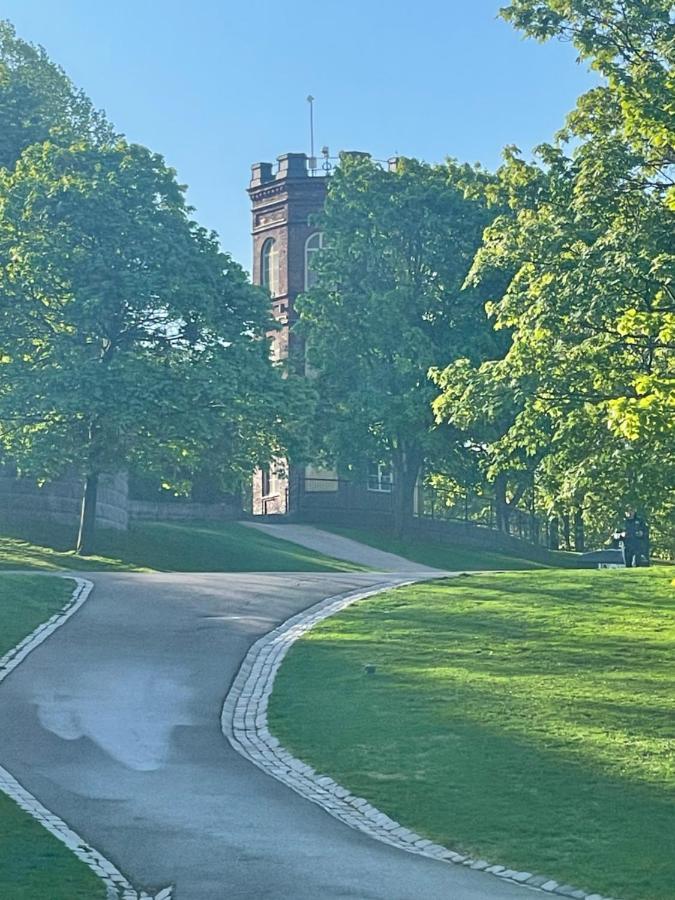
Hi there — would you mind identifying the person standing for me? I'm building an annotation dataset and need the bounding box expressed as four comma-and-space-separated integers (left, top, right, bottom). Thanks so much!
621, 508, 650, 567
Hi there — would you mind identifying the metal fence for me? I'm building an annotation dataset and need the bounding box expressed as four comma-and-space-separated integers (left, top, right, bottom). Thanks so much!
415, 482, 546, 544
295, 477, 548, 546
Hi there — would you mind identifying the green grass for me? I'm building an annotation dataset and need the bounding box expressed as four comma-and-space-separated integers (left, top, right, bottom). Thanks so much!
0, 575, 106, 899
269, 567, 675, 900
322, 524, 581, 570
0, 518, 365, 572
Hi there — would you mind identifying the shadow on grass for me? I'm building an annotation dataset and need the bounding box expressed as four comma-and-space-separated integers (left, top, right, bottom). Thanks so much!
0, 516, 366, 572
272, 641, 675, 900
270, 569, 675, 900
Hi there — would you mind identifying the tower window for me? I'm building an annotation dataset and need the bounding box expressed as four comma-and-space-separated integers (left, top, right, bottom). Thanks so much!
261, 238, 279, 297
304, 232, 323, 290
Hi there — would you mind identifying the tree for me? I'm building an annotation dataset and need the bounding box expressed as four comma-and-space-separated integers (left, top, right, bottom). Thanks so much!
0, 139, 276, 553
432, 358, 542, 534
0, 20, 112, 171
298, 153, 504, 532
435, 0, 675, 553
501, 0, 674, 199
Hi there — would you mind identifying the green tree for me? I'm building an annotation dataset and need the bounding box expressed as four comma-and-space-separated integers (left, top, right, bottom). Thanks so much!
435, 0, 675, 554
432, 358, 542, 535
0, 20, 111, 171
298, 153, 503, 532
501, 0, 674, 199
0, 139, 276, 553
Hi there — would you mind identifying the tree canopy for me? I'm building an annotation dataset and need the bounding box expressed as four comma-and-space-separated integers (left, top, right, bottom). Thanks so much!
433, 0, 674, 553
0, 20, 112, 171
0, 24, 291, 553
0, 138, 281, 550
298, 153, 505, 530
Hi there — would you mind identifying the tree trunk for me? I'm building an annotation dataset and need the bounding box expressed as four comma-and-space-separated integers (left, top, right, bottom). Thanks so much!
391, 448, 421, 537
548, 516, 559, 551
191, 470, 222, 504
76, 472, 99, 556
574, 507, 585, 553
494, 474, 508, 532
561, 511, 571, 551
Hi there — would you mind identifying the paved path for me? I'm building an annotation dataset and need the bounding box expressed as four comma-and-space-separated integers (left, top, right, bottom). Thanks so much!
0, 572, 532, 899
244, 522, 441, 573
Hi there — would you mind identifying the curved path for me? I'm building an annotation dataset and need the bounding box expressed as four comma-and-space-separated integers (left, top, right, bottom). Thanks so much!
244, 521, 441, 573
0, 571, 534, 899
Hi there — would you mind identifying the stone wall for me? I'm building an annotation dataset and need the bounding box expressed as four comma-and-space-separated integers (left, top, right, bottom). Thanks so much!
0, 472, 129, 531
128, 499, 240, 523
0, 472, 246, 532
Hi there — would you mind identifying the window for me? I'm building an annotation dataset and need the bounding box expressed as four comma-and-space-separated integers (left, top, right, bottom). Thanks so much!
304, 465, 339, 492
261, 467, 271, 497
261, 238, 279, 297
368, 462, 393, 493
304, 232, 323, 290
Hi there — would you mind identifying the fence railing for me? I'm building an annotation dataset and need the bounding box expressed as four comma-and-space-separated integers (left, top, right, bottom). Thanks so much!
416, 482, 546, 544
295, 477, 549, 546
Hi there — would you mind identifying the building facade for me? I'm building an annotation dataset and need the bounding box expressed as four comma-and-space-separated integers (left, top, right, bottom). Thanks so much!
249, 153, 330, 515
249, 151, 399, 522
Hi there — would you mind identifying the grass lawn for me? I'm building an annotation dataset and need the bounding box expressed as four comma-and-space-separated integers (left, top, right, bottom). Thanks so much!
0, 575, 106, 899
322, 524, 582, 570
0, 518, 365, 572
269, 567, 675, 900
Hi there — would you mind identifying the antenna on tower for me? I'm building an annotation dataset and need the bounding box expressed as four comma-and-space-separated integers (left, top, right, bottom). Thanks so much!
307, 95, 318, 173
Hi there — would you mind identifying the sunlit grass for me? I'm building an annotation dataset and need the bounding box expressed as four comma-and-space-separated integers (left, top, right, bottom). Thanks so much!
270, 567, 675, 900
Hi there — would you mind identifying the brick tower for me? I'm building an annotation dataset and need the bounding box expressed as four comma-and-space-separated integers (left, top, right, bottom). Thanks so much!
249, 153, 328, 514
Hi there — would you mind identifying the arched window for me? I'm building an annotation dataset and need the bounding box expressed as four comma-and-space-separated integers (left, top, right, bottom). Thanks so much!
304, 232, 323, 290
261, 238, 279, 296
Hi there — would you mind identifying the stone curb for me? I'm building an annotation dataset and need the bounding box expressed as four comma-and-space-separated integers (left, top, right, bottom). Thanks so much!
0, 575, 173, 900
222, 576, 621, 900
0, 576, 93, 683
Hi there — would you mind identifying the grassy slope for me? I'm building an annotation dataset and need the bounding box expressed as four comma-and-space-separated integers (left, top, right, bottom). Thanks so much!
270, 567, 675, 900
322, 524, 581, 570
0, 518, 365, 572
0, 575, 106, 899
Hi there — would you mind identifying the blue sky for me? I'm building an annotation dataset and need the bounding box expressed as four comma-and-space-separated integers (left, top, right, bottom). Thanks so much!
3, 1, 595, 270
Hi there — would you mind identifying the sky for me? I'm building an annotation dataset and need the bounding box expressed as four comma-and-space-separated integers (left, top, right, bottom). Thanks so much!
2, 0, 596, 271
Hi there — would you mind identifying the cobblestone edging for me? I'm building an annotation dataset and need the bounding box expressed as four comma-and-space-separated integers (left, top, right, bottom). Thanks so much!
0, 576, 173, 900
222, 578, 621, 900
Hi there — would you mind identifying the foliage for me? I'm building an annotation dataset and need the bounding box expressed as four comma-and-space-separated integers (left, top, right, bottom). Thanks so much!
0, 138, 278, 550
501, 0, 675, 201
434, 0, 675, 554
298, 153, 505, 529
0, 20, 112, 171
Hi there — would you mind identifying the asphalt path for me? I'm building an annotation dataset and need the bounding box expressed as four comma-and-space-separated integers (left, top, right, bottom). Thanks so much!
0, 572, 534, 899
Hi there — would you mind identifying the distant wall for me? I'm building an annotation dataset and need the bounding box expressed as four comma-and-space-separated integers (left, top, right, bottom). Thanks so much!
0, 472, 129, 531
129, 500, 241, 523
0, 472, 245, 532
